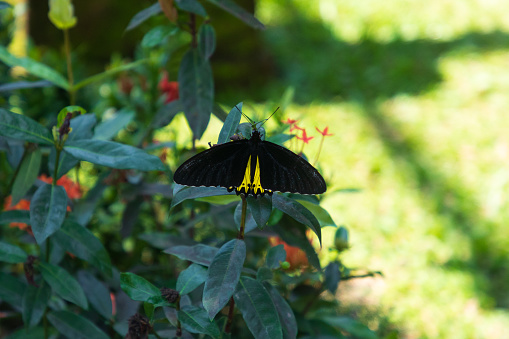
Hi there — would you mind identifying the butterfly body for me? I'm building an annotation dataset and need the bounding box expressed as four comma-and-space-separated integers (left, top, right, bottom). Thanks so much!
174, 129, 326, 197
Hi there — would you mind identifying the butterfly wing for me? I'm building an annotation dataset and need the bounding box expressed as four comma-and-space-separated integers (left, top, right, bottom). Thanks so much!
174, 140, 251, 189
257, 141, 326, 194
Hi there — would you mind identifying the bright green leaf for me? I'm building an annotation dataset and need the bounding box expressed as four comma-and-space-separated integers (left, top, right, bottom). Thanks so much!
141, 25, 178, 48
0, 109, 54, 145
0, 241, 28, 263
56, 105, 86, 127
171, 185, 234, 208
47, 311, 109, 339
296, 199, 336, 227
11, 148, 42, 205
217, 102, 242, 144
48, 0, 77, 30
320, 316, 377, 339
30, 183, 68, 244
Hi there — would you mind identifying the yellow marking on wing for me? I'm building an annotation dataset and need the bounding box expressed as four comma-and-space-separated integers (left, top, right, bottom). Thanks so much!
252, 156, 264, 195
236, 155, 265, 195
237, 155, 252, 194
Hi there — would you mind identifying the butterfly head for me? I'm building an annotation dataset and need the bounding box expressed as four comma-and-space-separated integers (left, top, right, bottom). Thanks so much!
235, 105, 279, 141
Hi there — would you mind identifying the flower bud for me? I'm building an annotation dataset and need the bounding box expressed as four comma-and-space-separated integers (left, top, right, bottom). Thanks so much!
334, 226, 349, 252
48, 0, 77, 30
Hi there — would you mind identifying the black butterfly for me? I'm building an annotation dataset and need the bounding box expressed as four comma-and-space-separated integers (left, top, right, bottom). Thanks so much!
173, 117, 326, 197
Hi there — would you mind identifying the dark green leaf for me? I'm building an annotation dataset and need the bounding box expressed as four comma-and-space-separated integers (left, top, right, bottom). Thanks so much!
53, 220, 112, 276
0, 210, 30, 225
179, 305, 220, 338
203, 239, 246, 319
0, 272, 25, 308
217, 102, 242, 144
71, 172, 109, 226
30, 183, 68, 244
324, 262, 341, 294
73, 60, 146, 91
171, 185, 234, 208
263, 283, 297, 339
50, 113, 97, 179
125, 2, 161, 31
144, 302, 155, 320
0, 1, 12, 9
234, 201, 257, 234
77, 271, 112, 319
0, 46, 69, 89
94, 109, 134, 140
64, 139, 165, 171
0, 80, 51, 92
256, 267, 273, 282
0, 109, 53, 145
234, 277, 282, 339
47, 311, 109, 339
139, 232, 194, 249
177, 264, 208, 295
165, 244, 218, 266
247, 195, 272, 229
6, 327, 45, 339
179, 49, 213, 139
206, 0, 265, 30
199, 24, 216, 59
272, 194, 321, 246
296, 199, 336, 227
0, 241, 28, 263
176, 0, 207, 16
320, 316, 377, 339
38, 262, 88, 309
152, 100, 182, 129
265, 245, 286, 269
120, 272, 167, 306
141, 25, 178, 48
11, 147, 41, 204
22, 283, 51, 328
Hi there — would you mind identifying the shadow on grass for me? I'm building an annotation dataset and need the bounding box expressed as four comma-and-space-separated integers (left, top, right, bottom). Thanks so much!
264, 14, 509, 309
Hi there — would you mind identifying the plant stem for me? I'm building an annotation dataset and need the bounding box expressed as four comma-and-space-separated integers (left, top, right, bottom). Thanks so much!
53, 148, 62, 183
63, 28, 75, 105
313, 135, 325, 165
175, 296, 182, 337
190, 13, 197, 48
238, 194, 247, 240
225, 296, 235, 334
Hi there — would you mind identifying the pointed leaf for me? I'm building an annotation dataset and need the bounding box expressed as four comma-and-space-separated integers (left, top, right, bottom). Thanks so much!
22, 283, 51, 328
296, 199, 336, 227
234, 201, 258, 234
247, 195, 272, 229
11, 148, 42, 204
165, 244, 218, 266
324, 262, 341, 294
256, 267, 273, 282
206, 0, 265, 30
53, 220, 112, 276
177, 263, 208, 295
47, 310, 109, 339
203, 239, 246, 319
120, 272, 167, 306
217, 102, 242, 144
30, 183, 68, 244
171, 185, 234, 208
141, 25, 178, 48
176, 0, 207, 16
179, 49, 213, 139
93, 109, 134, 140
38, 261, 88, 309
199, 24, 216, 59
272, 194, 321, 246
0, 241, 28, 263
6, 327, 45, 339
0, 46, 69, 89
320, 316, 377, 339
64, 139, 165, 171
152, 100, 182, 129
0, 109, 53, 145
265, 245, 286, 269
73, 60, 146, 91
77, 271, 112, 319
125, 2, 161, 31
234, 277, 282, 339
0, 272, 25, 308
0, 210, 30, 225
263, 283, 297, 339
179, 305, 220, 338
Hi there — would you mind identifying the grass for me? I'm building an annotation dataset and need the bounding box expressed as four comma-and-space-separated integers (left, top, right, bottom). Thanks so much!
254, 0, 509, 338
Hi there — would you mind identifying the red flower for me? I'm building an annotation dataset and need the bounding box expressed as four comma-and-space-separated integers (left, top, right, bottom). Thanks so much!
296, 129, 314, 144
269, 237, 309, 269
283, 118, 298, 125
159, 73, 179, 103
316, 126, 334, 137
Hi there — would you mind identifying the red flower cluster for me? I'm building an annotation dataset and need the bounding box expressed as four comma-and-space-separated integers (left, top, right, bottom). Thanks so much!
159, 73, 179, 103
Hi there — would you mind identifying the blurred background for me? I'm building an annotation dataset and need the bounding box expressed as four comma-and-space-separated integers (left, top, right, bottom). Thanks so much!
5, 0, 509, 337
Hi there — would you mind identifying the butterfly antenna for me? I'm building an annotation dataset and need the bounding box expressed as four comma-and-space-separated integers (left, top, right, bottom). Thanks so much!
235, 105, 254, 124
259, 107, 280, 127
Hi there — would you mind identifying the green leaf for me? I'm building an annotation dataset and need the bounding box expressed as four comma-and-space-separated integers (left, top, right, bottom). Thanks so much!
48, 0, 77, 30
0, 46, 69, 89
93, 109, 134, 140
63, 139, 165, 171
50, 113, 97, 179
77, 271, 112, 319
165, 244, 219, 266
206, 0, 265, 30
125, 2, 161, 31
177, 263, 208, 295
0, 80, 51, 92
179, 49, 213, 139
295, 199, 336, 227
263, 283, 297, 339
141, 25, 178, 48
179, 305, 220, 338
203, 239, 246, 319
0, 1, 12, 9
6, 327, 45, 339
53, 220, 112, 276
151, 100, 182, 129
11, 148, 42, 205
234, 277, 282, 339
171, 185, 234, 208
266, 133, 294, 146
144, 302, 155, 320
272, 194, 321, 246
234, 201, 258, 234
256, 267, 273, 282
0, 210, 30, 225
175, 0, 207, 16
217, 102, 242, 144
38, 261, 88, 309
324, 262, 341, 294
56, 105, 86, 127
120, 272, 167, 306
73, 59, 146, 91
0, 272, 25, 307
247, 195, 272, 229
265, 245, 286, 269
0, 109, 53, 145
199, 24, 216, 59
22, 283, 51, 328
320, 316, 377, 339
30, 183, 68, 244
47, 310, 109, 339
0, 241, 28, 263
